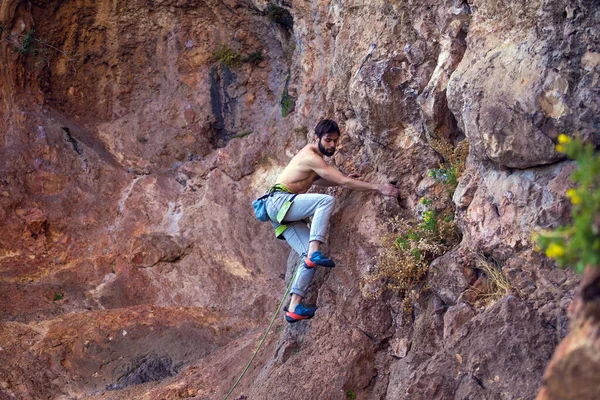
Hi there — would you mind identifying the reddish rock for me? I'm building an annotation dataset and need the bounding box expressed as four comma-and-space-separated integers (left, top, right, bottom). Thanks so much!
537, 267, 600, 400
443, 302, 475, 340
0, 0, 595, 398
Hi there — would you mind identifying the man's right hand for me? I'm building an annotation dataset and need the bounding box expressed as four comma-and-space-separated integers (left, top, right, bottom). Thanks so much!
379, 184, 399, 198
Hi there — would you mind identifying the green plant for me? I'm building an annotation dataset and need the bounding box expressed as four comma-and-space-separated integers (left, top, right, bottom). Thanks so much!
420, 209, 439, 233
281, 92, 293, 117
265, 3, 293, 29
243, 51, 264, 66
4, 29, 75, 69
429, 166, 459, 188
232, 131, 252, 139
15, 29, 35, 54
419, 197, 433, 207
21, 29, 35, 53
428, 138, 469, 194
214, 45, 241, 68
281, 72, 293, 117
535, 134, 600, 273
53, 293, 63, 301
346, 389, 356, 399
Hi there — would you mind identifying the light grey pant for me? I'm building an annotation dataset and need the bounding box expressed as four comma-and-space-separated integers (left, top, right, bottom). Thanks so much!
265, 192, 335, 297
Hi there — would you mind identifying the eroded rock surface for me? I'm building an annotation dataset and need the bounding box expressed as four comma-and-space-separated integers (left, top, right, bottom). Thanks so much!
0, 0, 597, 399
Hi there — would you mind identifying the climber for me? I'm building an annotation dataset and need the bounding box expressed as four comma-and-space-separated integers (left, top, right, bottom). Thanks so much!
264, 119, 398, 323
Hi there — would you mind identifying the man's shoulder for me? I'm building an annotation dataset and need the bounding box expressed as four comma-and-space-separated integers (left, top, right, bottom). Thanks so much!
297, 145, 322, 164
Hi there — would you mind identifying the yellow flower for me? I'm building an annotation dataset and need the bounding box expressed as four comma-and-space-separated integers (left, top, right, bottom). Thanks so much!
557, 134, 572, 144
571, 195, 581, 205
545, 243, 565, 258
556, 144, 565, 153
566, 188, 581, 204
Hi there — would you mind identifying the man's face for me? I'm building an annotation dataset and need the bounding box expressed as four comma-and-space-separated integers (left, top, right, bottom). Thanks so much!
317, 132, 339, 157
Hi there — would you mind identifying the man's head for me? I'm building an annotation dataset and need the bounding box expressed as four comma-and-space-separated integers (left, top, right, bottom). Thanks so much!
314, 119, 340, 157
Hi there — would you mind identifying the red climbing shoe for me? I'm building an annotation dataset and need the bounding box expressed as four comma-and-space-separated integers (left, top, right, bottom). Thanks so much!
304, 250, 335, 268
284, 304, 318, 323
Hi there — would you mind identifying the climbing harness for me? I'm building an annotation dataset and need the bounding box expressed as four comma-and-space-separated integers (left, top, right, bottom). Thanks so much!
252, 183, 300, 239
252, 184, 290, 222
223, 266, 300, 400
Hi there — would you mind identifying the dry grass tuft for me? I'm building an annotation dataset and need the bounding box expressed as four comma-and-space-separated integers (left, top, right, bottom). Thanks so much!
464, 254, 511, 307
361, 213, 459, 301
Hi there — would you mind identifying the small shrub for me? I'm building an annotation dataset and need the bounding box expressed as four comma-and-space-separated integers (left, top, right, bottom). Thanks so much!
281, 92, 293, 117
281, 72, 293, 117
214, 45, 241, 68
244, 51, 264, 66
16, 29, 35, 54
346, 389, 357, 399
33, 46, 51, 67
7, 29, 75, 69
361, 213, 459, 299
428, 138, 469, 193
53, 293, 63, 301
429, 166, 459, 189
265, 3, 293, 29
232, 131, 252, 139
535, 134, 600, 272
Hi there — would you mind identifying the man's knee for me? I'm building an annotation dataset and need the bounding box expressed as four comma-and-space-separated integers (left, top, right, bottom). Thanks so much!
321, 195, 335, 207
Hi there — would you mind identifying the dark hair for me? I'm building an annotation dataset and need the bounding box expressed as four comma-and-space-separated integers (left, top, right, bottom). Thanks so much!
314, 119, 340, 139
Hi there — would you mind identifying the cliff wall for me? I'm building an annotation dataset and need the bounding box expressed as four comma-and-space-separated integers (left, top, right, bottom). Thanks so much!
0, 0, 598, 399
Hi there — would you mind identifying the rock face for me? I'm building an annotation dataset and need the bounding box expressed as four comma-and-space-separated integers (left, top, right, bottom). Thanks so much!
537, 267, 600, 400
0, 0, 597, 399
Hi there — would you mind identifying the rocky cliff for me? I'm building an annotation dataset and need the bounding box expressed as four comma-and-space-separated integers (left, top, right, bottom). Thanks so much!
0, 0, 598, 399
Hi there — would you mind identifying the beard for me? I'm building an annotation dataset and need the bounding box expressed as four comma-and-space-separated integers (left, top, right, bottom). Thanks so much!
318, 140, 335, 157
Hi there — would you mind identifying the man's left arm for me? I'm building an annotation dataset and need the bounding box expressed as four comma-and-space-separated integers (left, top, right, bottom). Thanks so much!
313, 173, 361, 187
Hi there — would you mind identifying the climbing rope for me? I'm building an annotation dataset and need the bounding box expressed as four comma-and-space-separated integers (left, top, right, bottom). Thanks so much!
223, 266, 300, 400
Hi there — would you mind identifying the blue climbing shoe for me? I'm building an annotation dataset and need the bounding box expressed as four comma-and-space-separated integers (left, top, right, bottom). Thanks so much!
284, 304, 318, 323
305, 250, 335, 269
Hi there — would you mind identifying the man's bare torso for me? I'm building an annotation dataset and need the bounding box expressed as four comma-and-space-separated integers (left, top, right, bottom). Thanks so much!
276, 144, 321, 194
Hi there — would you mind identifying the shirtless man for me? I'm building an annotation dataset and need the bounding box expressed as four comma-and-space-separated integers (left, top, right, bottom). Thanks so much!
264, 119, 398, 323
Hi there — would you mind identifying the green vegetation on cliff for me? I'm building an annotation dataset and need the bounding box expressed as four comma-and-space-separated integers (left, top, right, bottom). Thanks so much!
536, 135, 600, 273
362, 139, 468, 313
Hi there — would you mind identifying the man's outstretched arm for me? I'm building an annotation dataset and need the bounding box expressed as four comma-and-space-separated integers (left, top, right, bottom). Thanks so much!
313, 173, 360, 187
309, 157, 398, 197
